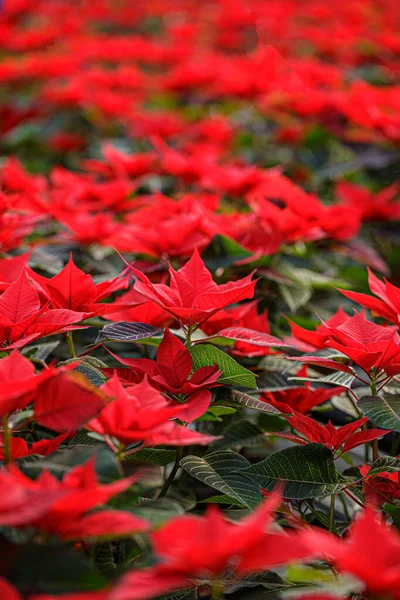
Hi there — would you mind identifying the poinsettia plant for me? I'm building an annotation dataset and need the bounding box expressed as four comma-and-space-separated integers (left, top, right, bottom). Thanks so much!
0, 0, 400, 599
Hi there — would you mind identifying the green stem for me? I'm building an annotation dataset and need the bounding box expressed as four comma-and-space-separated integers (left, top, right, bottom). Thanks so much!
329, 494, 335, 532
159, 446, 184, 497
185, 327, 192, 348
2, 416, 11, 465
372, 437, 379, 462
211, 581, 224, 600
339, 493, 351, 521
391, 432, 399, 457
370, 373, 379, 461
67, 331, 76, 358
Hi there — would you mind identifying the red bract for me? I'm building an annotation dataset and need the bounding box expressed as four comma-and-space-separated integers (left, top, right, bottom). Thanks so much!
284, 308, 349, 352
0, 351, 54, 417
34, 370, 110, 431
104, 328, 221, 422
360, 464, 400, 503
0, 270, 86, 349
278, 411, 389, 455
336, 181, 400, 222
125, 248, 257, 330
303, 508, 400, 598
112, 492, 312, 599
31, 254, 128, 317
261, 366, 345, 414
341, 268, 400, 325
102, 289, 173, 329
288, 312, 400, 380
0, 432, 70, 461
87, 375, 218, 449
0, 459, 148, 540
201, 300, 278, 357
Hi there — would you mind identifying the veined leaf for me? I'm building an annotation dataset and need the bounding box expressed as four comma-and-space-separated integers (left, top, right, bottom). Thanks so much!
96, 322, 163, 343
180, 451, 261, 509
368, 456, 400, 477
198, 327, 290, 348
190, 344, 257, 389
229, 390, 283, 414
125, 448, 177, 466
359, 394, 400, 432
210, 420, 266, 451
290, 370, 355, 390
237, 443, 341, 499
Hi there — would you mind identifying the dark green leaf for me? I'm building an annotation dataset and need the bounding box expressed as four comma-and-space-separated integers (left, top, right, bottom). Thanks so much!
180, 451, 261, 509
8, 544, 106, 594
210, 421, 266, 451
237, 444, 341, 499
359, 394, 400, 432
96, 322, 163, 343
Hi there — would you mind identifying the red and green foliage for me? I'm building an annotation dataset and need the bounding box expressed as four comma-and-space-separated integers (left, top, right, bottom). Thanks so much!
0, 1, 399, 599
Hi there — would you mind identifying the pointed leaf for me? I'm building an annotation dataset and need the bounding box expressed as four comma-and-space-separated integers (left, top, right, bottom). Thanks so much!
210, 420, 266, 451
96, 322, 163, 343
237, 443, 341, 499
180, 450, 262, 509
359, 394, 400, 432
229, 390, 283, 414
201, 327, 289, 348
190, 344, 257, 389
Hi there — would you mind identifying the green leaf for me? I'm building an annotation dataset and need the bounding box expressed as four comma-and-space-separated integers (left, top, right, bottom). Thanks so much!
210, 420, 266, 451
199, 494, 246, 506
368, 456, 400, 477
125, 448, 177, 465
23, 341, 60, 361
96, 322, 163, 343
59, 357, 107, 387
180, 451, 261, 509
229, 389, 283, 414
20, 446, 121, 483
279, 283, 312, 312
237, 443, 341, 499
290, 370, 355, 390
190, 344, 257, 389
132, 498, 185, 526
8, 544, 106, 593
359, 394, 400, 432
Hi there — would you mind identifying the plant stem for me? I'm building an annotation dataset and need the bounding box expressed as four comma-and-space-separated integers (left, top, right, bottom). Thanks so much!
159, 446, 183, 497
329, 494, 335, 532
370, 373, 379, 461
67, 331, 76, 358
391, 432, 399, 457
2, 416, 11, 465
372, 437, 379, 462
185, 326, 192, 348
339, 493, 351, 521
211, 581, 224, 600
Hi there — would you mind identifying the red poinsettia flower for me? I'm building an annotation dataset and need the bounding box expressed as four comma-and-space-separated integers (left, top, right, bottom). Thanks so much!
303, 508, 400, 598
87, 375, 218, 451
261, 366, 345, 414
341, 268, 400, 325
201, 300, 278, 357
103, 328, 221, 422
277, 411, 389, 456
124, 248, 257, 331
0, 270, 86, 349
0, 459, 148, 540
0, 432, 70, 461
287, 312, 400, 381
359, 464, 400, 503
30, 254, 129, 318
284, 308, 349, 352
112, 491, 312, 600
